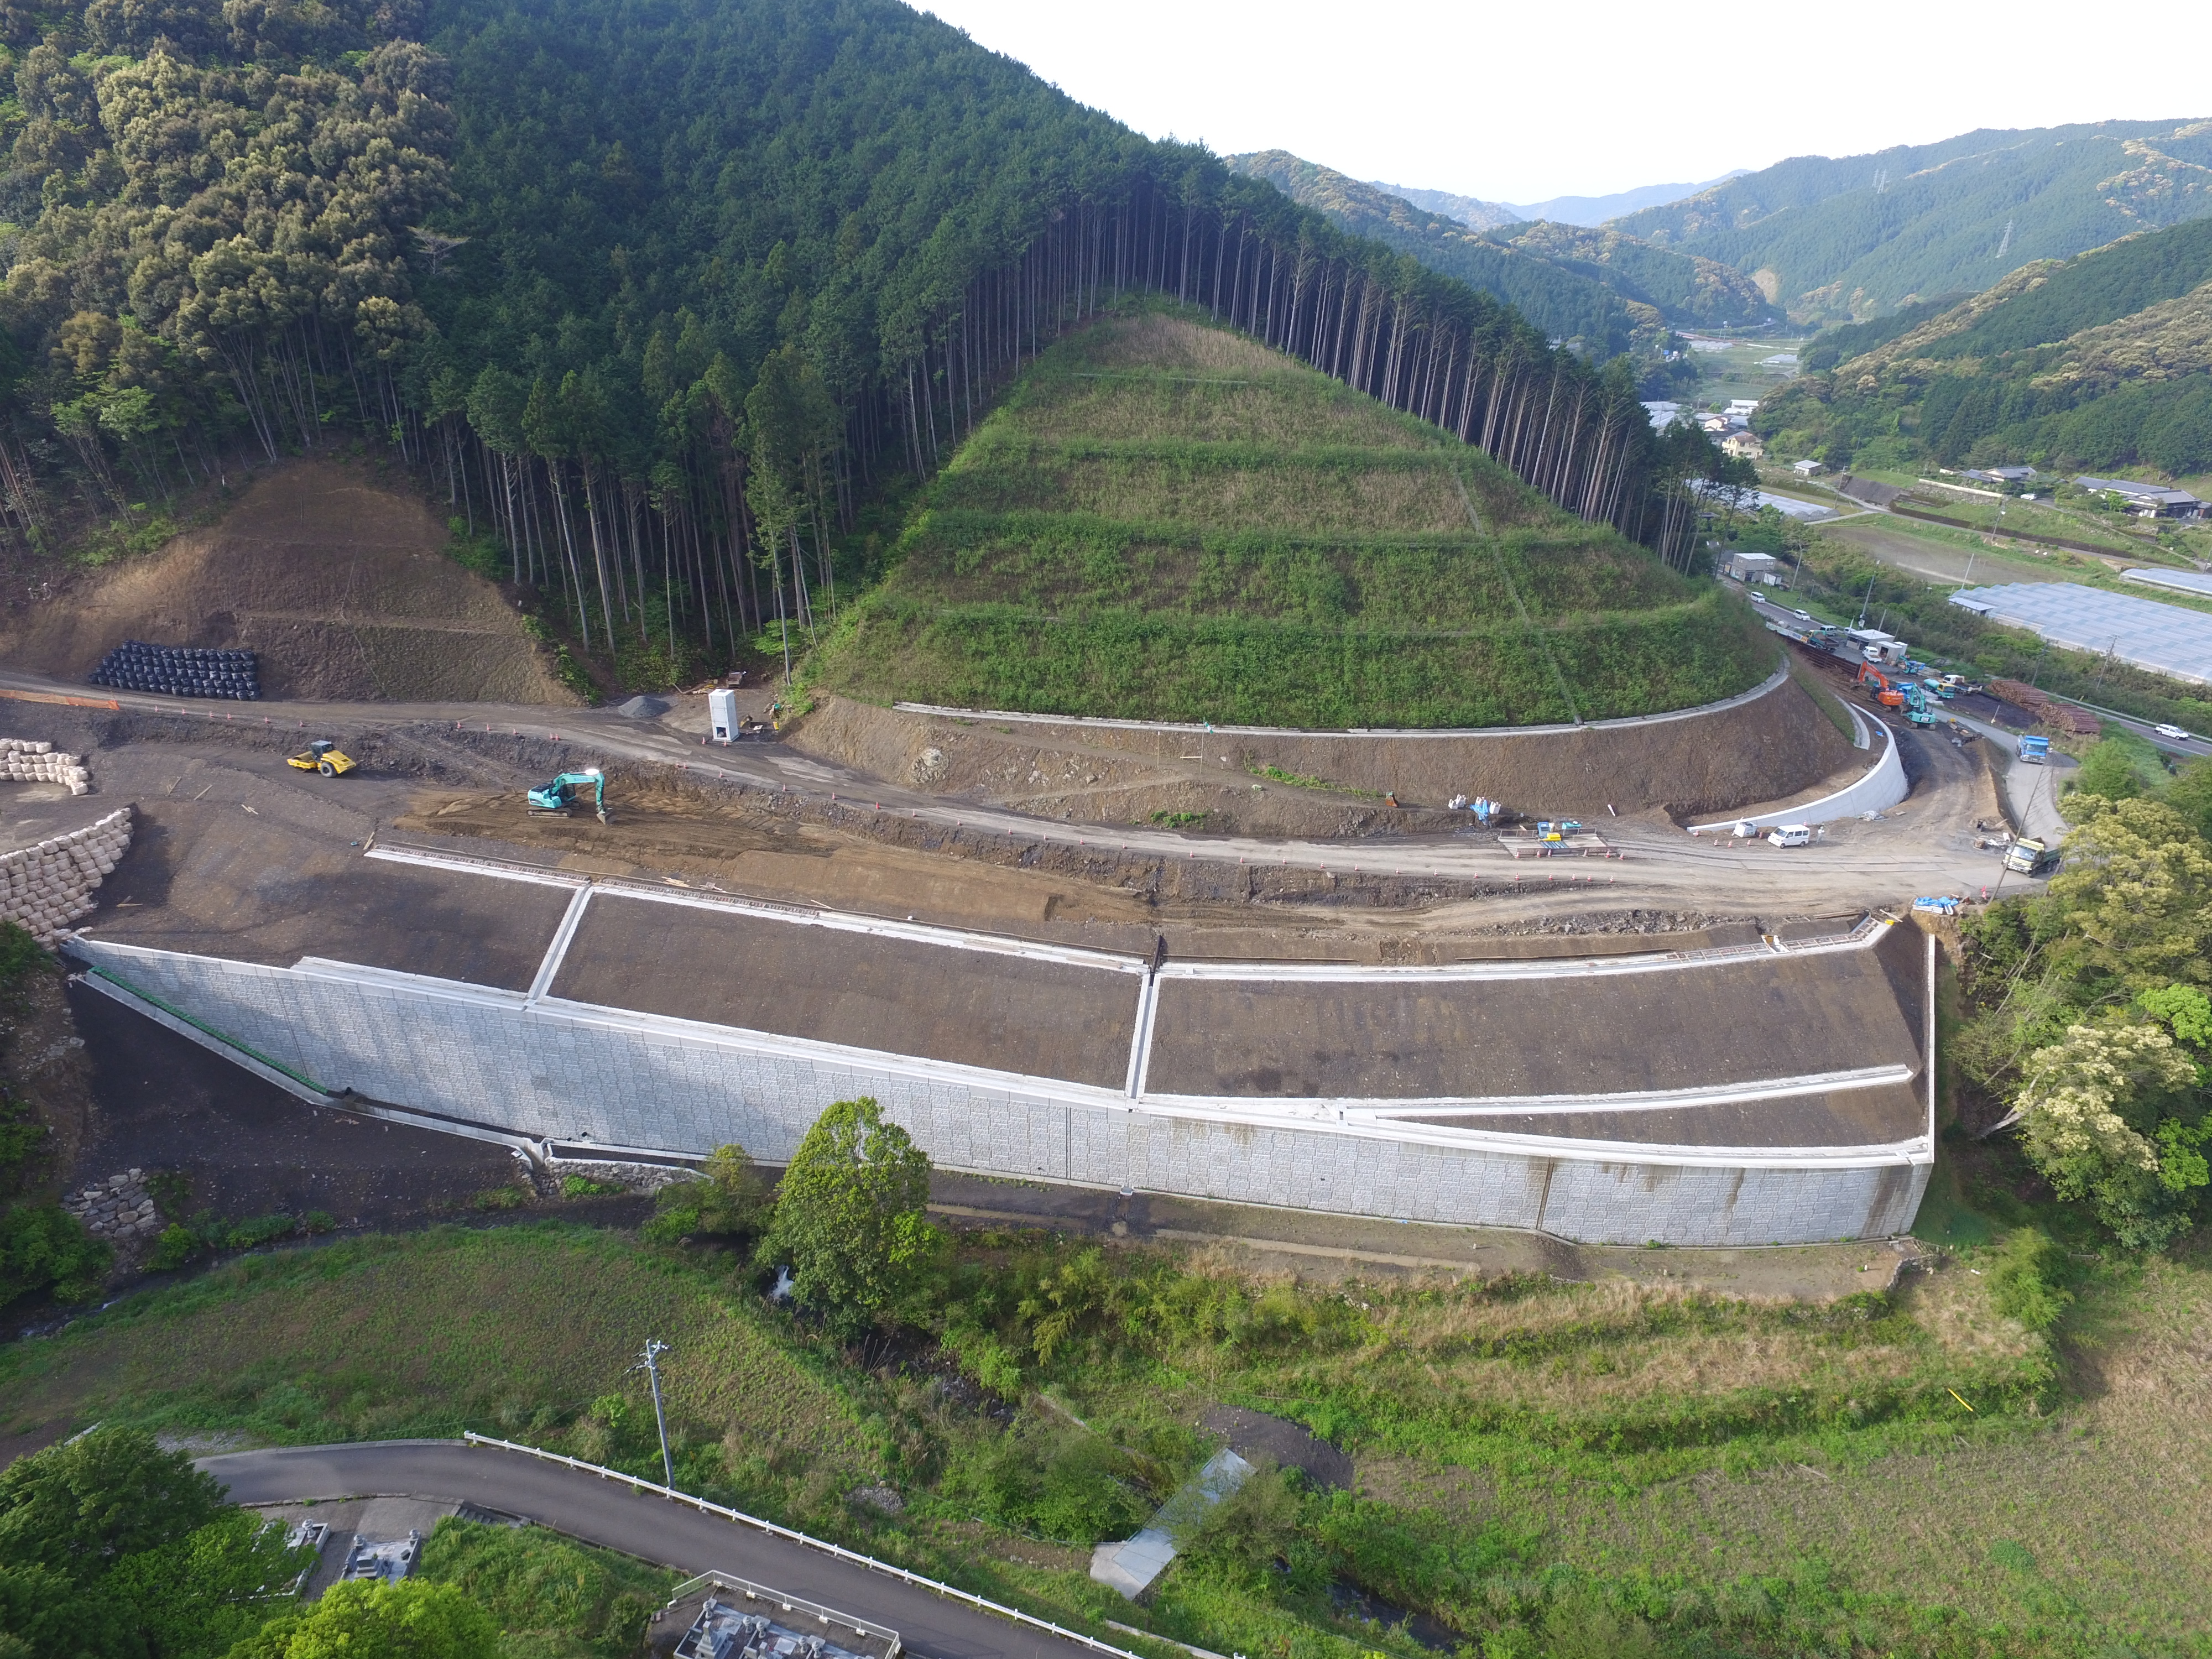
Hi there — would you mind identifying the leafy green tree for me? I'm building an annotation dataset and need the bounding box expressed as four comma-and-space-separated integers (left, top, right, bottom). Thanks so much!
223, 1580, 497, 1659
2162, 754, 2212, 844
2046, 796, 2212, 995
763, 1098, 938, 1340
0, 1428, 225, 1583
2016, 1019, 2198, 1245
2070, 738, 2152, 802
104, 1511, 317, 1659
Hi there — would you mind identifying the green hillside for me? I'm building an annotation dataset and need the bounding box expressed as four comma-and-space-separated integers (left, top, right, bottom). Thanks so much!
1230, 152, 1773, 348
1613, 118, 2212, 324
0, 0, 1705, 693
809, 307, 1770, 728
1759, 215, 2212, 475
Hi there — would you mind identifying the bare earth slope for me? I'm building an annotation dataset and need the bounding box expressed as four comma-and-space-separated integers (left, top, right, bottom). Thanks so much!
1, 462, 575, 705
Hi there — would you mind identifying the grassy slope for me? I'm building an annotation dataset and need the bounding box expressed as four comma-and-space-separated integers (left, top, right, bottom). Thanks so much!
9, 1218, 2200, 1656
812, 308, 1770, 728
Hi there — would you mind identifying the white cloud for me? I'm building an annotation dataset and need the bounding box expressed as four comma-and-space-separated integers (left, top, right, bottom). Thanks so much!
921, 0, 2211, 206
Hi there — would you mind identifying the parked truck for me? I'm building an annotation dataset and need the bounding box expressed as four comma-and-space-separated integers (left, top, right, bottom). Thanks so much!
2005, 836, 2056, 875
1846, 628, 1911, 667
2017, 734, 2051, 763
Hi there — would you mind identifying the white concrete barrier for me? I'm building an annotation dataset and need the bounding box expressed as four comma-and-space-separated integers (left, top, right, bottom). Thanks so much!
1689, 714, 1907, 834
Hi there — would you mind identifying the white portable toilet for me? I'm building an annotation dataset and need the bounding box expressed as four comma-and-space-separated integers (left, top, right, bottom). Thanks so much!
707, 687, 737, 744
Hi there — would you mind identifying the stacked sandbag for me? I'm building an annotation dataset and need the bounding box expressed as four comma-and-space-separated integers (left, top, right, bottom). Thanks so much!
90, 641, 260, 700
0, 806, 132, 946
0, 738, 92, 796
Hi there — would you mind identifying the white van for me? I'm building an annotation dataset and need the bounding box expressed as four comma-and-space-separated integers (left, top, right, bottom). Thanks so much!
1767, 824, 1813, 848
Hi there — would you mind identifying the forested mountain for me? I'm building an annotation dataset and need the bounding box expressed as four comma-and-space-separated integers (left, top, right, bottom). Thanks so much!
1498, 221, 1771, 331
0, 0, 1717, 689
1613, 118, 2212, 324
1800, 294, 1973, 372
1232, 152, 1772, 347
1232, 152, 1658, 354
1365, 182, 1523, 232
1757, 215, 2212, 476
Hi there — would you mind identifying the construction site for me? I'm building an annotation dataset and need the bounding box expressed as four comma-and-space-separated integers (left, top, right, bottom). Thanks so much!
0, 451, 2075, 1255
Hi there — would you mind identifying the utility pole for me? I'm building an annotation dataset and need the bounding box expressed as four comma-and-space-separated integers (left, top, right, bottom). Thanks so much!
1856, 572, 1877, 627
631, 1340, 675, 1492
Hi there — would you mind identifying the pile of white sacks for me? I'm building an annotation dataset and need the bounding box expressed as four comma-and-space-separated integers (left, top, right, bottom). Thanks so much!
0, 738, 91, 795
0, 806, 132, 946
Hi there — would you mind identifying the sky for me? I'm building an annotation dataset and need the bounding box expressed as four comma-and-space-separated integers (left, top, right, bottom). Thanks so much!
919, 0, 2212, 207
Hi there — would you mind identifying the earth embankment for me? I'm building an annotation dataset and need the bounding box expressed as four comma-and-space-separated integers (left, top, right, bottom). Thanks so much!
789, 662, 1860, 830
0, 461, 575, 705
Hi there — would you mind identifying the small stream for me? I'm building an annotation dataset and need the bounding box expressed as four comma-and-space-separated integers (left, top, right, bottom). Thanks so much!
1326, 1579, 1462, 1652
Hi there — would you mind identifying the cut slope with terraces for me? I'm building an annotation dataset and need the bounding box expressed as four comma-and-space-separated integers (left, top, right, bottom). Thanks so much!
813, 310, 1769, 729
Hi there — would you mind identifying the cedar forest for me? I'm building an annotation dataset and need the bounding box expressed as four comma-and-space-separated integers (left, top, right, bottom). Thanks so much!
0, 0, 1731, 686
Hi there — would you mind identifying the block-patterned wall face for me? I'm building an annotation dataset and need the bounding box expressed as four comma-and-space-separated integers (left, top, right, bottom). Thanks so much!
77, 942, 1929, 1247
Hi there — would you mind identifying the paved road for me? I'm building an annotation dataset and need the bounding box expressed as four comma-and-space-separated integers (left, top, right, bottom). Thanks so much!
1749, 568, 2212, 761
202, 1441, 1113, 1659
3, 666, 2016, 913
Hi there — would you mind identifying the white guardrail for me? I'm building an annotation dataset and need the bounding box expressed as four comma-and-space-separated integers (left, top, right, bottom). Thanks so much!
460, 1434, 1150, 1659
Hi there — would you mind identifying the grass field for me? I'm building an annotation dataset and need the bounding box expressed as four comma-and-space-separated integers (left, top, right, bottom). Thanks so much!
7, 1213, 2202, 1656
811, 306, 1771, 728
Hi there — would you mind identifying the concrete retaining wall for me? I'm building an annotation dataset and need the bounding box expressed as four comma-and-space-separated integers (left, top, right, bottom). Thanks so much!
72, 937, 1932, 1247
1689, 714, 1908, 833
796, 656, 1862, 823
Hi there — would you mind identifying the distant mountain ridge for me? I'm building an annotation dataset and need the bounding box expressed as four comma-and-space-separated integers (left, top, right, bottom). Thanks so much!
1370, 174, 1747, 231
1610, 118, 2212, 323
1230, 152, 1774, 352
1759, 214, 2212, 476
1363, 183, 1524, 232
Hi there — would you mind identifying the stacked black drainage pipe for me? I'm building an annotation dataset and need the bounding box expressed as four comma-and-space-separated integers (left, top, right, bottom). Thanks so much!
89, 642, 260, 700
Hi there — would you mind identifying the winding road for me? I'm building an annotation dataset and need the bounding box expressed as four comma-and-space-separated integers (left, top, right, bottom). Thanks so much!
202, 1440, 1115, 1659
3, 664, 2025, 915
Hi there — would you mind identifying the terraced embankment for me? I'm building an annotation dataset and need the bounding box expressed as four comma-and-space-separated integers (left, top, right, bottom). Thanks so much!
810, 311, 1773, 729
791, 659, 1860, 830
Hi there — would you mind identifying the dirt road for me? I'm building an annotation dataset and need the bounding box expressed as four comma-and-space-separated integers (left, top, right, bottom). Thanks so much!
0, 666, 2026, 924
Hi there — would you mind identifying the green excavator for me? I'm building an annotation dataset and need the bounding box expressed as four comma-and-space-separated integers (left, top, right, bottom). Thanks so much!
528, 768, 610, 823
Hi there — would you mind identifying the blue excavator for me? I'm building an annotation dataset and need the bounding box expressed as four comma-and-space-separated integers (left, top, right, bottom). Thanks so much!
528, 768, 610, 823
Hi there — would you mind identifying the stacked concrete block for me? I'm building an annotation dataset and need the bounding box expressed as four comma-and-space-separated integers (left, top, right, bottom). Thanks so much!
64, 1167, 162, 1241
0, 806, 133, 946
0, 738, 92, 795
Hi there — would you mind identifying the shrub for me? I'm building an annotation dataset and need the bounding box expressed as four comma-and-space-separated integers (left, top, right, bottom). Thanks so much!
1985, 1229, 2073, 1332
1177, 1460, 1304, 1584
0, 922, 43, 983
0, 1204, 111, 1308
559, 1176, 623, 1199
642, 1145, 770, 1248
149, 1223, 201, 1271
0, 1092, 47, 1199
941, 1422, 1150, 1546
227, 1578, 498, 1659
